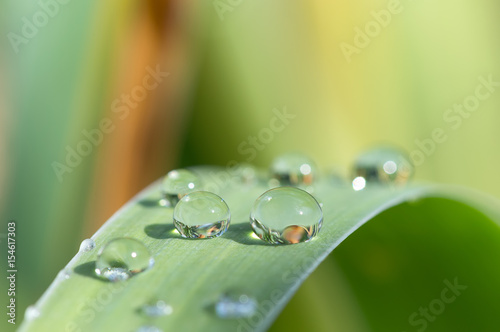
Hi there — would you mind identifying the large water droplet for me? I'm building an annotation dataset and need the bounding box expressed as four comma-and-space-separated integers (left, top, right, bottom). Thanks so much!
270, 153, 317, 189
215, 292, 257, 319
95, 238, 154, 282
173, 191, 230, 239
139, 300, 173, 317
79, 238, 96, 252
161, 169, 202, 207
24, 306, 40, 321
352, 147, 414, 190
250, 187, 323, 244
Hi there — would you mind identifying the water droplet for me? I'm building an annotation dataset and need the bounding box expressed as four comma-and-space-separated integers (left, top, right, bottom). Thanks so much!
135, 326, 163, 332
215, 292, 257, 319
173, 191, 230, 239
25, 306, 40, 321
79, 238, 96, 252
139, 300, 173, 317
58, 268, 71, 280
161, 169, 202, 207
352, 147, 414, 190
250, 187, 323, 244
95, 238, 154, 282
232, 163, 258, 185
270, 153, 317, 191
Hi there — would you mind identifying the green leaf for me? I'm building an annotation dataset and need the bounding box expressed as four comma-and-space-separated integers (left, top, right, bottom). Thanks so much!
18, 167, 500, 332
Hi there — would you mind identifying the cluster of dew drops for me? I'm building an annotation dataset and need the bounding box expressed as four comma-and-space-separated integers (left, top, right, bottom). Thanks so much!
25, 147, 414, 330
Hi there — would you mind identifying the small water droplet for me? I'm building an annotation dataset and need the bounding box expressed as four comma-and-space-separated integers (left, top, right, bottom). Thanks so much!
215, 292, 257, 319
232, 163, 258, 185
270, 153, 317, 188
250, 187, 323, 244
173, 191, 230, 239
136, 326, 163, 332
383, 160, 398, 174
139, 300, 173, 317
161, 169, 202, 207
352, 147, 414, 190
95, 238, 154, 282
79, 238, 96, 252
25, 305, 40, 321
58, 268, 72, 280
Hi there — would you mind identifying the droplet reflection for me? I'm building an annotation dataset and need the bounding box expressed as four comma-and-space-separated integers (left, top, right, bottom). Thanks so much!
173, 191, 230, 239
352, 176, 366, 191
250, 187, 323, 244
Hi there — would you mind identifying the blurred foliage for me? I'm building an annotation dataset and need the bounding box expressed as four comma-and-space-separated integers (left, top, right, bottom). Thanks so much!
274, 197, 500, 332
1, 0, 499, 330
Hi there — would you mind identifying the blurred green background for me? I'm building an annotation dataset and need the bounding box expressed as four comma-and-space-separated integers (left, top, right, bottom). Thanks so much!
1, 0, 499, 330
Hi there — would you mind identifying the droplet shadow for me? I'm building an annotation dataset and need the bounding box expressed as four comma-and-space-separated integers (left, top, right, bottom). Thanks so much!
222, 222, 272, 246
138, 198, 164, 208
145, 222, 272, 245
74, 261, 102, 281
144, 224, 179, 239
204, 302, 217, 316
